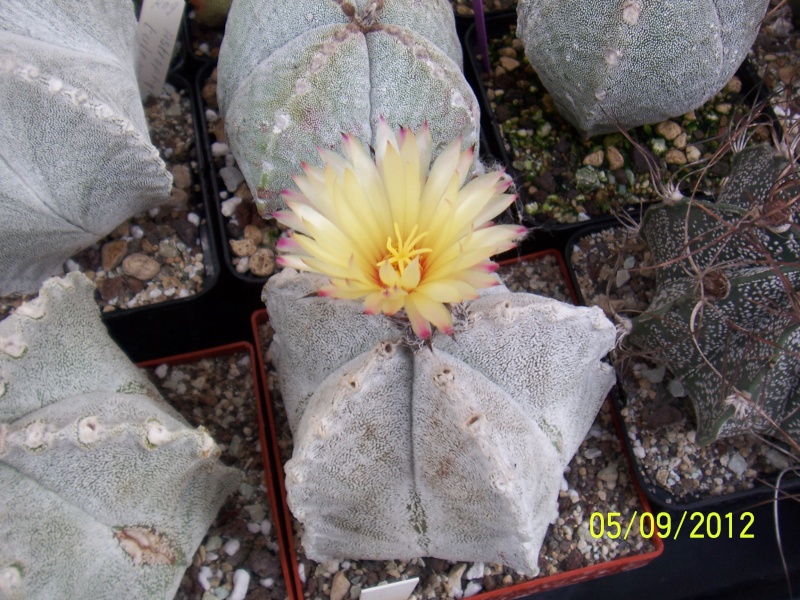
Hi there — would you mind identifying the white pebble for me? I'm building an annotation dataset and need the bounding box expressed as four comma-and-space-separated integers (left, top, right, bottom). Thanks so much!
230, 570, 250, 600
64, 258, 80, 272
223, 538, 241, 556
220, 197, 242, 217
154, 364, 169, 379
205, 108, 219, 122
633, 446, 646, 459
211, 142, 230, 157
728, 452, 748, 477
198, 42, 210, 54
464, 581, 483, 598
260, 520, 272, 536
148, 207, 160, 218
260, 578, 275, 589
298, 562, 306, 583
465, 563, 484, 580
131, 225, 144, 239
187, 212, 201, 226
247, 522, 261, 534
583, 447, 602, 460
198, 566, 213, 591
568, 489, 580, 504
148, 289, 163, 299
206, 552, 219, 561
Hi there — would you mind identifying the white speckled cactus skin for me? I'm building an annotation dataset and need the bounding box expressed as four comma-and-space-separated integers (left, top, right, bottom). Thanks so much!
0, 0, 172, 295
217, 0, 481, 213
627, 145, 800, 445
0, 273, 241, 600
264, 269, 616, 574
516, 0, 769, 137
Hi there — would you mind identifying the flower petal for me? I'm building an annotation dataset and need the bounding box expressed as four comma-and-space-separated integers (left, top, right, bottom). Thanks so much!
399, 256, 421, 290
406, 292, 454, 336
378, 260, 399, 286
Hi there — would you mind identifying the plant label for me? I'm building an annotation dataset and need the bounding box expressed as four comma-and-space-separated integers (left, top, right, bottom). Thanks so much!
360, 577, 419, 600
136, 0, 184, 100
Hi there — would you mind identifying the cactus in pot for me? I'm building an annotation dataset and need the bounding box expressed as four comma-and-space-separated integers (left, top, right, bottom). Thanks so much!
0, 0, 173, 295
516, 0, 770, 137
217, 0, 480, 214
0, 272, 241, 600
623, 144, 800, 446
264, 122, 617, 574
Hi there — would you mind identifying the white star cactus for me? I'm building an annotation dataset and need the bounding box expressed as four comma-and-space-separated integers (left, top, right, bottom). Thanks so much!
0, 0, 172, 295
0, 273, 240, 600
217, 0, 480, 213
516, 0, 770, 136
265, 125, 617, 574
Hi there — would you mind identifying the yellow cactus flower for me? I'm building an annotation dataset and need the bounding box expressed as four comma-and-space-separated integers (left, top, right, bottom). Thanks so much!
274, 119, 526, 339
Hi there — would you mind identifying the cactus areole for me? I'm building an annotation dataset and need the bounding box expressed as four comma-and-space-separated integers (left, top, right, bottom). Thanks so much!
516, 0, 770, 137
627, 145, 800, 446
217, 0, 481, 214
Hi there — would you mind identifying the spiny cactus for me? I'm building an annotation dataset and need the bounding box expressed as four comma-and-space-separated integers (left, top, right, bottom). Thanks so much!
265, 269, 616, 574
625, 144, 800, 446
0, 0, 172, 295
516, 0, 770, 137
217, 0, 480, 213
0, 273, 240, 600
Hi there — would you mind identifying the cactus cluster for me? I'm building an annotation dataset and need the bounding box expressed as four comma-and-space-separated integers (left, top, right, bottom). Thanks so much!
217, 0, 481, 213
0, 273, 240, 599
265, 269, 616, 575
516, 0, 770, 137
626, 144, 800, 446
0, 0, 173, 295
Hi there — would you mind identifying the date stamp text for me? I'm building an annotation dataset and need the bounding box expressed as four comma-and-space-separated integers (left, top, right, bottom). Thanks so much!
589, 511, 755, 540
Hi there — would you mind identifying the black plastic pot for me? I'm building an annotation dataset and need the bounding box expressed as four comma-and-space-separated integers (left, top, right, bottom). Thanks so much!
565, 218, 800, 511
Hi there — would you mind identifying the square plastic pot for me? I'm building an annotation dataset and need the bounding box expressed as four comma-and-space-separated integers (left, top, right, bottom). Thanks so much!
250, 251, 663, 599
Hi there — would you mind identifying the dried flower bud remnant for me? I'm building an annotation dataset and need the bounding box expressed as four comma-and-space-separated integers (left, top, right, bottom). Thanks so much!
274, 119, 526, 338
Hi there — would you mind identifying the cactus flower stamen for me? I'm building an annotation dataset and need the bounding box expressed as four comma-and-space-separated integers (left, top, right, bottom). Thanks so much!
274, 119, 526, 338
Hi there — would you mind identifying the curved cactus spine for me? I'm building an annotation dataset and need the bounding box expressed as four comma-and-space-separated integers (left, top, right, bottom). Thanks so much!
0, 273, 240, 600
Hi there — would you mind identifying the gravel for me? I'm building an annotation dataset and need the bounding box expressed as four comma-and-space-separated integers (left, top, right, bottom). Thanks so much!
0, 80, 210, 315
68, 81, 210, 311
143, 350, 288, 600
256, 254, 657, 599
200, 67, 281, 279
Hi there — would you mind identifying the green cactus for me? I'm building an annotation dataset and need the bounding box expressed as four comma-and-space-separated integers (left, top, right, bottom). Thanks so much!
516, 0, 770, 137
264, 269, 616, 575
0, 273, 240, 600
0, 0, 173, 295
625, 144, 800, 446
216, 0, 480, 213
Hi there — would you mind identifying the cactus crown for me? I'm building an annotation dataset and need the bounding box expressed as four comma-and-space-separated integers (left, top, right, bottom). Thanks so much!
217, 0, 480, 213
